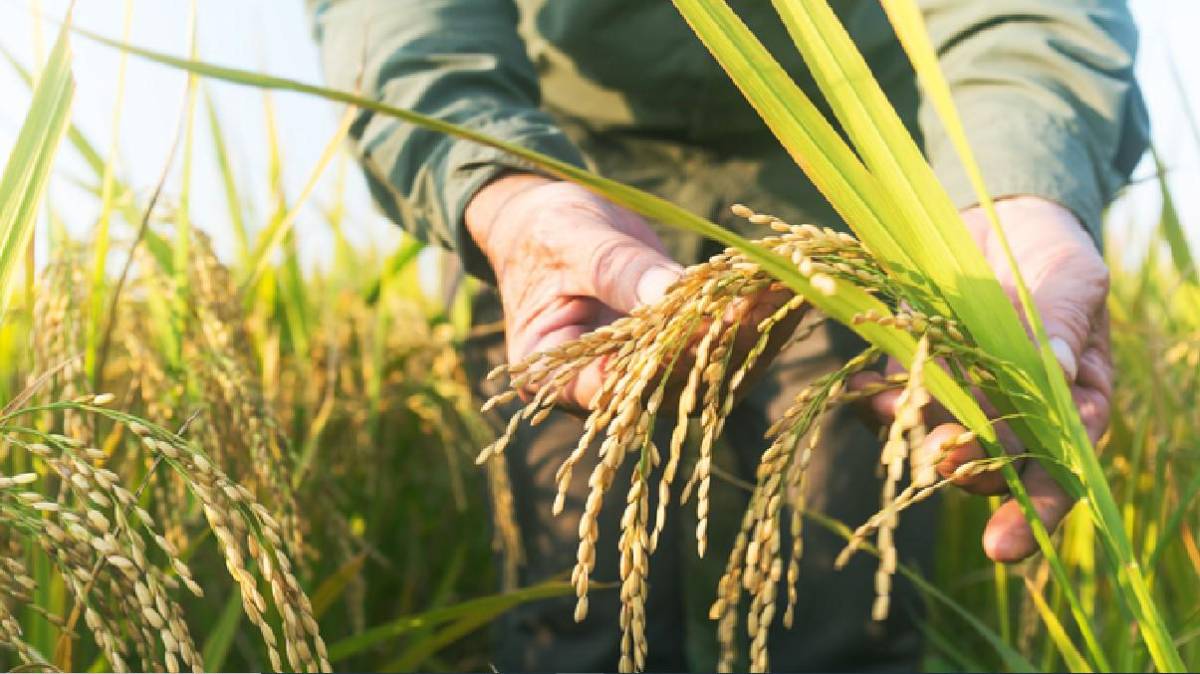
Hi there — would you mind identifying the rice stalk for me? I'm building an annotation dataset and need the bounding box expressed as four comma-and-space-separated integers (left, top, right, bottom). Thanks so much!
480, 205, 989, 672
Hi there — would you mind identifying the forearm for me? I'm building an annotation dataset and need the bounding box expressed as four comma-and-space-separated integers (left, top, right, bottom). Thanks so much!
308, 0, 585, 280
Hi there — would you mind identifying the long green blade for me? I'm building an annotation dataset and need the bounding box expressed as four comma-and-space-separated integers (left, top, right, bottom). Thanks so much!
241, 104, 356, 290
1025, 577, 1093, 673
85, 0, 132, 384
1151, 147, 1195, 283
769, 0, 1041, 382
199, 590, 244, 671
0, 23, 74, 323
879, 2, 1182, 669
204, 88, 251, 262
73, 26, 989, 434
326, 580, 577, 661
666, 0, 929, 303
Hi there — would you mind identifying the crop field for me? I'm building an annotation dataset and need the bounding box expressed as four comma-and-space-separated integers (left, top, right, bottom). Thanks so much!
0, 1, 1198, 673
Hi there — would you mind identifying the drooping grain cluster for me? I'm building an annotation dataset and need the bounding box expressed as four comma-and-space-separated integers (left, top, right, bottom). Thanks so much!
0, 396, 329, 672
1, 398, 203, 672
188, 235, 306, 555
0, 236, 337, 671
3, 214, 505, 670
480, 205, 1006, 672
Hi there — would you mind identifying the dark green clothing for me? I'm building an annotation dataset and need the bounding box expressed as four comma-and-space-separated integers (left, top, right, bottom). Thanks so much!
309, 0, 1147, 278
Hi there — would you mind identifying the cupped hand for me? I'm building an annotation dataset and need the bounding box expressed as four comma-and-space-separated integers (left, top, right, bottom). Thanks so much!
465, 175, 798, 411
854, 196, 1112, 563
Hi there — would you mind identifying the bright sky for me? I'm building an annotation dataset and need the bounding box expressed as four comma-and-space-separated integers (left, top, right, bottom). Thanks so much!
0, 0, 1196, 270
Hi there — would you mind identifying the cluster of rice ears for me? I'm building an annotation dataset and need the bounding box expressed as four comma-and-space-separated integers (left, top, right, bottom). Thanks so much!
481, 205, 1009, 671
7, 0, 1198, 671
1, 11, 537, 671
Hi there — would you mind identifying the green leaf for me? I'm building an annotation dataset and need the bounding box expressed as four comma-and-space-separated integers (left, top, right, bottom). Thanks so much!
199, 590, 244, 672
384, 607, 491, 671
769, 0, 1032, 359
1148, 470, 1200, 576
877, 2, 1181, 669
310, 553, 367, 619
326, 580, 579, 662
241, 105, 355, 290
72, 24, 990, 434
84, 0, 133, 384
0, 43, 102, 178
1024, 577, 1093, 673
1151, 147, 1195, 283
203, 87, 251, 262
0, 15, 74, 324
364, 236, 425, 305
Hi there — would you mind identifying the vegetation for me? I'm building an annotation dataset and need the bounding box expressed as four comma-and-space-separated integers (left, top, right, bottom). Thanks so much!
0, 0, 1197, 672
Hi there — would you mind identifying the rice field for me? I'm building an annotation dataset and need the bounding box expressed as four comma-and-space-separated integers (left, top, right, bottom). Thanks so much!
1, 1, 1199, 672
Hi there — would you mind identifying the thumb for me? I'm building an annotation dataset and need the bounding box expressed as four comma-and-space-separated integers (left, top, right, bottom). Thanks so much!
1033, 278, 1103, 384
989, 197, 1106, 384
582, 233, 683, 314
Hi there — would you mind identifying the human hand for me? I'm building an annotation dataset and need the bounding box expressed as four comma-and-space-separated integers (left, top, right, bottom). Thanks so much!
466, 175, 799, 411
855, 196, 1111, 562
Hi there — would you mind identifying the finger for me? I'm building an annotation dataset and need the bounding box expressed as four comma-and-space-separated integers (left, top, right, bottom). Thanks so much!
847, 371, 901, 426
726, 284, 806, 396
1073, 376, 1110, 446
1036, 261, 1106, 384
982, 460, 1075, 563
511, 297, 620, 411
847, 355, 912, 424
575, 230, 683, 314
929, 423, 1009, 495
971, 198, 1108, 383
1073, 324, 1112, 449
1076, 346, 1112, 402
561, 352, 613, 413
845, 357, 957, 428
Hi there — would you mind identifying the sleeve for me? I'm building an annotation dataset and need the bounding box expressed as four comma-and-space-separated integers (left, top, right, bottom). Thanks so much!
307, 0, 587, 280
917, 0, 1150, 241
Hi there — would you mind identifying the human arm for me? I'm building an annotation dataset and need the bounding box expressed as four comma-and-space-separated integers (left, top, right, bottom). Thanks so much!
307, 0, 586, 280
919, 0, 1149, 242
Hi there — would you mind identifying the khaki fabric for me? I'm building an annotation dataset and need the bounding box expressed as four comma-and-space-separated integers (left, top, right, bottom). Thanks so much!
309, 0, 1148, 279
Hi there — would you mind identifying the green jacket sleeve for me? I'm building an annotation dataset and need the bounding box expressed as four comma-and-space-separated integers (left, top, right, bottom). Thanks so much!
308, 0, 586, 279
919, 0, 1149, 240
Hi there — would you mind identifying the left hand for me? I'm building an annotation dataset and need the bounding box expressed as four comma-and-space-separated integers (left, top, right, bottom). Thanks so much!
855, 196, 1112, 563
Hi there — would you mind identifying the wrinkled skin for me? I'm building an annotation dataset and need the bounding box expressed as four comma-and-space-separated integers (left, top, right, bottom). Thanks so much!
465, 174, 799, 411
469, 176, 1110, 563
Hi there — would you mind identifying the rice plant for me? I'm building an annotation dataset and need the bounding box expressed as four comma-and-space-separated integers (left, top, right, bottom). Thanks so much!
480, 204, 1012, 671
1, 12, 538, 672
2, 0, 1199, 672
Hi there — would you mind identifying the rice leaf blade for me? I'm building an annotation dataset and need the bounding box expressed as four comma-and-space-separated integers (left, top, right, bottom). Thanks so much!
1024, 577, 1093, 673
326, 580, 578, 662
0, 19, 73, 324
199, 590, 244, 672
71, 26, 990, 434
204, 87, 251, 262
879, 2, 1182, 668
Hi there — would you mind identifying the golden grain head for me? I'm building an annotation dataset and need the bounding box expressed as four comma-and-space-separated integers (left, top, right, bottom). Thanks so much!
471, 205, 997, 671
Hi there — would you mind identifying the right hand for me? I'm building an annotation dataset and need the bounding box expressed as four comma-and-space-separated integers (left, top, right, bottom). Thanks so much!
465, 174, 799, 410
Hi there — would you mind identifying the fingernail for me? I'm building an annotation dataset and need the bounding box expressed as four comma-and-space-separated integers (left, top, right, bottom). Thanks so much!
635, 264, 683, 306
1050, 336, 1078, 382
